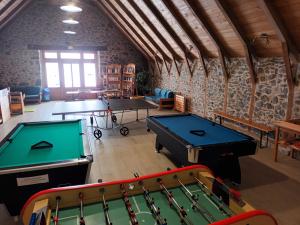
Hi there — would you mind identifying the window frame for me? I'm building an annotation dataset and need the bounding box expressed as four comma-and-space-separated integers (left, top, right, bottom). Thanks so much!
41, 50, 99, 89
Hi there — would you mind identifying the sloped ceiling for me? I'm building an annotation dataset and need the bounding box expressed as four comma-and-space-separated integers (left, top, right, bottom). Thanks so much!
94, 0, 299, 63
1, 0, 300, 65
0, 0, 31, 29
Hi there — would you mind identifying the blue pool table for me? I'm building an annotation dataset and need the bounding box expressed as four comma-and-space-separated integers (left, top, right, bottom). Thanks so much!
147, 114, 257, 183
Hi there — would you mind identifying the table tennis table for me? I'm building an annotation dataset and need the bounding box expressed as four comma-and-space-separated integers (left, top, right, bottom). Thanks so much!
52, 99, 157, 139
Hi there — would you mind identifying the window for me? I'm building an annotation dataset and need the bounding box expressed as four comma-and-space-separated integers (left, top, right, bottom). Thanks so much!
42, 50, 98, 89
83, 53, 95, 60
84, 63, 96, 87
45, 63, 60, 87
44, 52, 58, 59
60, 52, 81, 59
63, 64, 80, 88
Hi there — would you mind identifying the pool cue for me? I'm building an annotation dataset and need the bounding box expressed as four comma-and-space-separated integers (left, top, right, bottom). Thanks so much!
174, 175, 216, 223
157, 178, 194, 225
120, 184, 139, 225
53, 196, 61, 225
101, 192, 113, 225
193, 175, 233, 216
134, 173, 167, 225
79, 192, 85, 225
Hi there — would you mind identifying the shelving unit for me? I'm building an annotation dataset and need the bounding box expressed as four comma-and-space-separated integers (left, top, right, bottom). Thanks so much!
122, 63, 136, 98
10, 92, 25, 115
106, 64, 122, 98
100, 64, 108, 90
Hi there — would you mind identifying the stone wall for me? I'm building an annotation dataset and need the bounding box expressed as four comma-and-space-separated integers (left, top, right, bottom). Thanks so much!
206, 59, 225, 118
292, 84, 300, 118
0, 0, 147, 87
226, 58, 251, 119
154, 60, 207, 115
154, 57, 298, 125
253, 58, 288, 124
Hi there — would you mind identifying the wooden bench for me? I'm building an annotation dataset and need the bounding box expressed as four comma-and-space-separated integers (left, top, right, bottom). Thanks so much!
214, 111, 273, 148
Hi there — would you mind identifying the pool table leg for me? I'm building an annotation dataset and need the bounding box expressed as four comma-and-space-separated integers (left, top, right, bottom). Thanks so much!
213, 156, 241, 184
155, 136, 163, 153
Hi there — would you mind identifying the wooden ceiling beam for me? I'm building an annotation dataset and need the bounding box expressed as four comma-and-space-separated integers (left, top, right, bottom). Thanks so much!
115, 1, 172, 63
128, 0, 183, 62
99, 0, 162, 62
185, 0, 229, 112
185, 0, 228, 79
95, 0, 155, 62
215, 0, 257, 120
214, 0, 256, 84
184, 0, 227, 56
257, 0, 300, 63
161, 0, 209, 57
142, 0, 198, 61
0, 0, 18, 15
0, 0, 31, 30
161, 0, 208, 76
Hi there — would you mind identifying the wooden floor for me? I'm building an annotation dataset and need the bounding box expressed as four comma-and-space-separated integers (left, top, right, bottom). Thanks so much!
0, 101, 300, 225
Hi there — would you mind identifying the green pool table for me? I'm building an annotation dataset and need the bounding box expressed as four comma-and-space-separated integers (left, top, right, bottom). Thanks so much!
0, 120, 93, 216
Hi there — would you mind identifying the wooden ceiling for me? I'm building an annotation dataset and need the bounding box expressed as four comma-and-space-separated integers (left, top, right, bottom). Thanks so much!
0, 0, 300, 65
93, 0, 300, 65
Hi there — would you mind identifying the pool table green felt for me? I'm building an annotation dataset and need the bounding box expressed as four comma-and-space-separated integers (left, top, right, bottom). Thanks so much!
52, 184, 230, 225
0, 121, 84, 169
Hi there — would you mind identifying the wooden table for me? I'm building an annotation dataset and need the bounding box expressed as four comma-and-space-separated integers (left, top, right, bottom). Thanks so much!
273, 121, 300, 161
65, 89, 104, 100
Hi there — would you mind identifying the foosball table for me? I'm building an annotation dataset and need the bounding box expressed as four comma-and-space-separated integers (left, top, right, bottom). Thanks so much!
21, 165, 277, 225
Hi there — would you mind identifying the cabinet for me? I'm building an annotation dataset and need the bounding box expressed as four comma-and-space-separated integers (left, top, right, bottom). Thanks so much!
10, 92, 25, 115
0, 88, 11, 124
122, 63, 136, 98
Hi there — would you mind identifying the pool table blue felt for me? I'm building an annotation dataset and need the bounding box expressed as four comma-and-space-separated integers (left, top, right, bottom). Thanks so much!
152, 114, 250, 147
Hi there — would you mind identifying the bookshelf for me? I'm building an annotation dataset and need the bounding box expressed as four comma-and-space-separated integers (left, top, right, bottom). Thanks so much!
122, 63, 136, 98
10, 92, 25, 115
106, 64, 122, 98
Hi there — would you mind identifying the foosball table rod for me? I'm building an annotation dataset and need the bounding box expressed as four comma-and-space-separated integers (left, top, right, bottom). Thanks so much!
134, 172, 167, 225
120, 184, 139, 225
79, 192, 85, 225
157, 178, 194, 225
192, 173, 233, 216
174, 175, 216, 223
100, 190, 113, 225
52, 196, 61, 225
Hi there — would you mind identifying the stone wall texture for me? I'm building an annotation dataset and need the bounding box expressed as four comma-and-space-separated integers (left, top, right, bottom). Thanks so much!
154, 57, 299, 125
253, 58, 288, 124
226, 58, 251, 119
0, 0, 147, 87
154, 60, 207, 116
